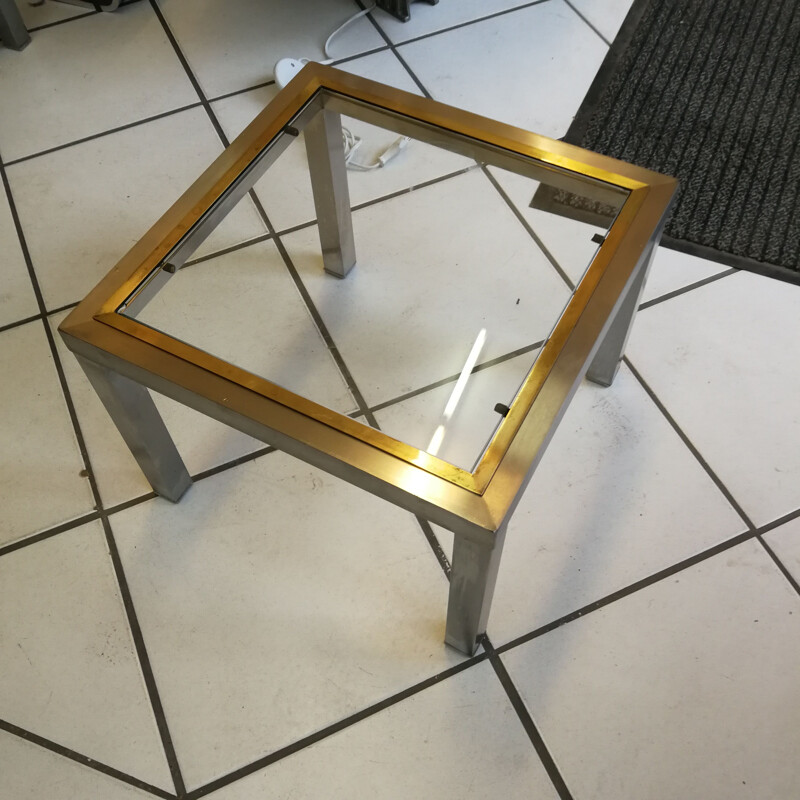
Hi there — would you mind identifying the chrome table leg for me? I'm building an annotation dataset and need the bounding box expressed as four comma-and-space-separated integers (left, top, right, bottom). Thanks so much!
445, 526, 507, 655
586, 239, 657, 387
77, 357, 192, 502
0, 0, 30, 50
304, 108, 356, 278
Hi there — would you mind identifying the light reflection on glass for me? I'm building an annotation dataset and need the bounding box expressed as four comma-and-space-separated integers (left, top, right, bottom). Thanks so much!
426, 328, 487, 457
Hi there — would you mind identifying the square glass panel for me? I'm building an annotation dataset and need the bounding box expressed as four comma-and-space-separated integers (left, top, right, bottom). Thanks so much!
117, 97, 626, 476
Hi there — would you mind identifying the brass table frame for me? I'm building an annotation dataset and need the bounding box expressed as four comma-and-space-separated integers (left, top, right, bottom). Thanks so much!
59, 64, 677, 655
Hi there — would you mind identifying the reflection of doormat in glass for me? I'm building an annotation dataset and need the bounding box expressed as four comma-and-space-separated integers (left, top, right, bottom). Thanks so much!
532, 0, 800, 284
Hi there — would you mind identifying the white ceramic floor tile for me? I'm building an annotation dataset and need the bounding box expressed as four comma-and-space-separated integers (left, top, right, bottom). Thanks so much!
0, 522, 173, 790
763, 516, 800, 587
50, 311, 265, 509
398, 0, 608, 138
0, 321, 94, 547
7, 107, 267, 311
111, 452, 459, 789
0, 187, 38, 328
626, 271, 800, 526
429, 364, 746, 641
375, 352, 537, 472
157, 0, 384, 99
567, 0, 634, 42
0, 732, 155, 800
502, 539, 800, 800
282, 169, 570, 407
212, 49, 473, 234
134, 240, 356, 412
16, 0, 87, 28
640, 247, 732, 304
210, 662, 559, 800
0, 2, 197, 161
374, 0, 536, 44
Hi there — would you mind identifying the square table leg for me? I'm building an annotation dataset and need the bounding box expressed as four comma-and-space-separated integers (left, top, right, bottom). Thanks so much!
77, 356, 192, 502
445, 526, 507, 655
304, 107, 357, 278
0, 0, 31, 51
586, 238, 657, 387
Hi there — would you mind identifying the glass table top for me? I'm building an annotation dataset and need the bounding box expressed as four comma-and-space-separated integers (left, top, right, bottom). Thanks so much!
117, 95, 626, 476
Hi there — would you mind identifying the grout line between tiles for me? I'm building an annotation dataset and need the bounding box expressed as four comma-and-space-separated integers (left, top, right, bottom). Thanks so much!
0, 155, 108, 513
24, 9, 97, 34
181, 232, 276, 268
101, 517, 187, 796
494, 528, 757, 656
359, 2, 431, 99
481, 163, 740, 313
205, 44, 394, 105
0, 449, 278, 561
0, 300, 82, 335
0, 511, 101, 558
205, 76, 278, 103
756, 505, 800, 537
2, 102, 204, 168
184, 652, 490, 800
637, 267, 738, 310
482, 635, 575, 800
369, 0, 553, 50
48, 299, 80, 316
190, 444, 276, 482
480, 165, 577, 291
267, 212, 381, 425
103, 490, 158, 516
623, 357, 757, 530
756, 535, 800, 597
1, 147, 189, 798
181, 165, 478, 271
368, 338, 545, 414
294, 163, 474, 230
348, 163, 479, 213
0, 312, 42, 335
0, 719, 176, 800
380, 47, 431, 99
561, 0, 611, 46
147, 0, 228, 144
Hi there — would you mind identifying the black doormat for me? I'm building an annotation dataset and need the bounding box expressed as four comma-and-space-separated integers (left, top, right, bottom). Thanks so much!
544, 0, 800, 284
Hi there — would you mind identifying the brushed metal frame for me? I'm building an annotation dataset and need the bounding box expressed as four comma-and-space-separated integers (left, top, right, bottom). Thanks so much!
59, 64, 676, 655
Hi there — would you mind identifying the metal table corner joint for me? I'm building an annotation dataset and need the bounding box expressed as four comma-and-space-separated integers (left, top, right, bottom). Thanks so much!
58, 64, 677, 656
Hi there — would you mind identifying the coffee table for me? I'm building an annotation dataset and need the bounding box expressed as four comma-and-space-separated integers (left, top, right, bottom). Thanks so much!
59, 64, 676, 655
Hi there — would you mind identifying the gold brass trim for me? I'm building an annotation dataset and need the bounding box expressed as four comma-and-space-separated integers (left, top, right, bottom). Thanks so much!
60, 63, 677, 534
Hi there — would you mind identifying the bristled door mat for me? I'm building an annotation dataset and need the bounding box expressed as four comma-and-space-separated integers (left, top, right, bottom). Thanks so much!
536, 0, 800, 284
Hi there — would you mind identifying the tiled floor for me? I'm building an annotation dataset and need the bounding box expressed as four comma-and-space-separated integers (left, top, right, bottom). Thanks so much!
1, 1, 799, 798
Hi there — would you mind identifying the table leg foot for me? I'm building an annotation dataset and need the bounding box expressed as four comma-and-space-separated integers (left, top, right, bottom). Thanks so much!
586, 239, 657, 387
305, 108, 356, 278
77, 357, 192, 502
0, 0, 31, 51
445, 527, 506, 655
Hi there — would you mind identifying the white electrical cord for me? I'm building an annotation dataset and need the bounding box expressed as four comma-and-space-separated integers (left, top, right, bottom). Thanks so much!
273, 4, 379, 82
274, 3, 410, 172
341, 127, 378, 170
343, 128, 411, 170
324, 3, 377, 61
